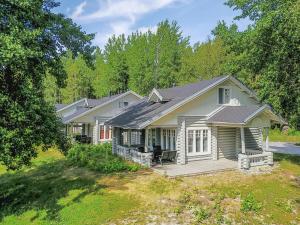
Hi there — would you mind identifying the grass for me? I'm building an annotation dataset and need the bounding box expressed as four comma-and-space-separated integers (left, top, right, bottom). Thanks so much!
0, 149, 299, 224
269, 128, 300, 142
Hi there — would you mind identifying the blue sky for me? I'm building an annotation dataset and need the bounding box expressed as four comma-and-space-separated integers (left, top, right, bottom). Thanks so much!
55, 0, 249, 48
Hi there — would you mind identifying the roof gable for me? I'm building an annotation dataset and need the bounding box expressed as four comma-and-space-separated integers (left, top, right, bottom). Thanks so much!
62, 91, 143, 124
106, 76, 264, 129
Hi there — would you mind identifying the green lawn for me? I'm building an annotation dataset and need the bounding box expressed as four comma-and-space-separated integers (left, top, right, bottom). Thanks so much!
269, 128, 300, 142
0, 149, 299, 224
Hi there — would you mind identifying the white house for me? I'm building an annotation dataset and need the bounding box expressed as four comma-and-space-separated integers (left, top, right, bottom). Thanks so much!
105, 76, 285, 171
56, 91, 143, 144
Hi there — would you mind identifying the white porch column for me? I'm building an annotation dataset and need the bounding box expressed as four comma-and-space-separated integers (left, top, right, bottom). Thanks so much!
94, 119, 99, 144
112, 127, 116, 154
240, 127, 246, 154
265, 127, 269, 152
161, 129, 164, 150
104, 125, 107, 140
128, 130, 131, 147
180, 119, 186, 165
145, 128, 149, 152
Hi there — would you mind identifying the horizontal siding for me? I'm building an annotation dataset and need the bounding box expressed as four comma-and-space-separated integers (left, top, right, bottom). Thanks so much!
245, 128, 262, 149
218, 127, 236, 159
236, 128, 262, 150
184, 116, 207, 127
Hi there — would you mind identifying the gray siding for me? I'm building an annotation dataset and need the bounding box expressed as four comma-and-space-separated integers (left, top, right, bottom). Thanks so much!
236, 127, 262, 151
217, 127, 237, 159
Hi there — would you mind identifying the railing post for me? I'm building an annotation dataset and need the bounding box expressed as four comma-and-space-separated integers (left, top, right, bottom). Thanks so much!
265, 127, 269, 152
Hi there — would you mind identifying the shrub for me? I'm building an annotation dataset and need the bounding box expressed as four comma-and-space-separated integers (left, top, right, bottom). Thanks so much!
241, 193, 262, 212
193, 207, 210, 223
67, 143, 141, 173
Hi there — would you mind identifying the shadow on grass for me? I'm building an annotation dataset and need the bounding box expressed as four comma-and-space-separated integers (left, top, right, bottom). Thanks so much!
0, 159, 107, 223
273, 153, 300, 165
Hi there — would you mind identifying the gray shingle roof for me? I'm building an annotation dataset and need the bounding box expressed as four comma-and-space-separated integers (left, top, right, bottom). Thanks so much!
207, 105, 261, 124
105, 98, 183, 129
55, 104, 67, 111
106, 76, 228, 129
61, 107, 90, 123
59, 93, 126, 124
87, 93, 123, 107
157, 76, 226, 100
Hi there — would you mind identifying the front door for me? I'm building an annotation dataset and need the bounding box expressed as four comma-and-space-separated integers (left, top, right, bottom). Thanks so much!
186, 128, 211, 156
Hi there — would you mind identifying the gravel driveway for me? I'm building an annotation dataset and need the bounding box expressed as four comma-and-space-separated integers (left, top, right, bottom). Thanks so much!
268, 142, 300, 155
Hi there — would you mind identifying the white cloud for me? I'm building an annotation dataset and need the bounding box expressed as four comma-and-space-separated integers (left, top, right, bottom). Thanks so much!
72, 0, 179, 21
71, 1, 87, 18
93, 24, 158, 47
71, 0, 186, 47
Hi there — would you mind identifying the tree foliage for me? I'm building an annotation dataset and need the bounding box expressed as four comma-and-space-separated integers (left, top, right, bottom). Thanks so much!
0, 0, 94, 169
213, 0, 300, 128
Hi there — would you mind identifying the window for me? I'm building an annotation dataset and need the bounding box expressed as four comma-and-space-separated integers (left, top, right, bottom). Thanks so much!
122, 131, 129, 145
147, 128, 156, 147
196, 130, 201, 152
105, 126, 110, 139
203, 130, 208, 152
99, 125, 104, 139
119, 101, 129, 108
162, 130, 166, 149
171, 130, 176, 150
131, 131, 141, 145
188, 130, 193, 153
187, 129, 210, 156
161, 129, 176, 150
151, 128, 156, 146
218, 88, 230, 104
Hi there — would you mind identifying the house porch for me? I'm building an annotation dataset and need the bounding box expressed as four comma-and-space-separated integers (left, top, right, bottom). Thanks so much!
112, 124, 273, 172
153, 158, 237, 177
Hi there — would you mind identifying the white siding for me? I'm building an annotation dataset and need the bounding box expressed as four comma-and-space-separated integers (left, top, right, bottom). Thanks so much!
236, 128, 262, 151
151, 80, 259, 127
217, 127, 237, 159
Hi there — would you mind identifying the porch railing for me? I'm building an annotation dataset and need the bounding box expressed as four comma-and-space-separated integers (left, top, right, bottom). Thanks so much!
238, 149, 273, 170
115, 145, 153, 167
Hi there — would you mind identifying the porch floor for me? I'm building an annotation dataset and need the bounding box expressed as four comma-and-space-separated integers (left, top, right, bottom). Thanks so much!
152, 158, 237, 177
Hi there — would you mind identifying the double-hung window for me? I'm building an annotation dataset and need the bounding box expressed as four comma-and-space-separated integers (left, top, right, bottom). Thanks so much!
186, 128, 211, 156
218, 88, 230, 104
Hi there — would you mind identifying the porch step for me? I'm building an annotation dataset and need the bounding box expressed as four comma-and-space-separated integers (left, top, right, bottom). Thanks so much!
187, 155, 212, 162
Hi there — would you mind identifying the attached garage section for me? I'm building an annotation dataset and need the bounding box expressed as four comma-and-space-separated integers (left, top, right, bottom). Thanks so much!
217, 127, 237, 159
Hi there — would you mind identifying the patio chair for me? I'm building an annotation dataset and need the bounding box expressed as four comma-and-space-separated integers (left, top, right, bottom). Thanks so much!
158, 150, 178, 165
153, 145, 162, 161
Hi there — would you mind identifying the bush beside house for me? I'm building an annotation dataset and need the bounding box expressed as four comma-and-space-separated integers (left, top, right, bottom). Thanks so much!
67, 143, 141, 173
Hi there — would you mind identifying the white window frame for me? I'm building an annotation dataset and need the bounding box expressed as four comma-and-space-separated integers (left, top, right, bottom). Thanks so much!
161, 128, 176, 150
147, 128, 156, 147
218, 87, 231, 105
130, 130, 141, 145
186, 127, 211, 156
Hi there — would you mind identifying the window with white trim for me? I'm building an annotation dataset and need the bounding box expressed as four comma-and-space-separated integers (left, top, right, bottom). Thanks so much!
218, 88, 230, 104
161, 128, 176, 150
131, 131, 141, 145
122, 131, 129, 145
186, 128, 211, 156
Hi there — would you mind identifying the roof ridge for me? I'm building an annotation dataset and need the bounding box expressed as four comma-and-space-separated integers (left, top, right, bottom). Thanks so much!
157, 75, 227, 92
